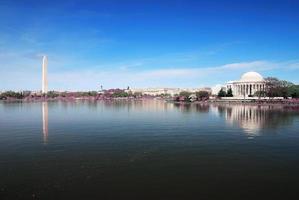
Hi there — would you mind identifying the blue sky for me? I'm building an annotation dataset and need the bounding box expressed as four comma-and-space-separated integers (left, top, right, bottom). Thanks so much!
0, 0, 299, 91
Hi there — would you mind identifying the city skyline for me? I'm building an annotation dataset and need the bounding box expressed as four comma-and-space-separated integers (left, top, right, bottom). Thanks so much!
0, 0, 299, 91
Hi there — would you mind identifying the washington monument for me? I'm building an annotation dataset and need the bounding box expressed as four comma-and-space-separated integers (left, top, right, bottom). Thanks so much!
42, 55, 48, 94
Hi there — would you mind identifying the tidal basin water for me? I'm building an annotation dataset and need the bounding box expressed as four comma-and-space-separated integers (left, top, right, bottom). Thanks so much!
1, 100, 299, 199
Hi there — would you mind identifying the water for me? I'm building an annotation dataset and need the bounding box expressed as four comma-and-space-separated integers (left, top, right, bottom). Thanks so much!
1, 100, 299, 199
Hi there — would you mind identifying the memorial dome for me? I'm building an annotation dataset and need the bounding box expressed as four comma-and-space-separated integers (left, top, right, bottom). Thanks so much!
240, 71, 264, 82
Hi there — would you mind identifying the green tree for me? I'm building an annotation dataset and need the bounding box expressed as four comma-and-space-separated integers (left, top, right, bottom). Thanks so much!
218, 89, 226, 97
112, 91, 129, 97
254, 91, 267, 98
177, 91, 192, 102
60, 92, 67, 97
47, 91, 59, 98
1, 91, 24, 99
288, 85, 299, 98
160, 93, 171, 98
179, 91, 192, 98
265, 77, 293, 98
88, 91, 98, 97
195, 91, 210, 100
226, 88, 233, 97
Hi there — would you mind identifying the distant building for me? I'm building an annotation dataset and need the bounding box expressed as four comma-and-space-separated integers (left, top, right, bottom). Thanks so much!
129, 87, 211, 97
129, 88, 181, 96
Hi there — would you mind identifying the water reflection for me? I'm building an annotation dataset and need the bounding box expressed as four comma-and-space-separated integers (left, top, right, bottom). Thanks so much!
173, 103, 210, 113
223, 105, 268, 135
102, 99, 175, 112
38, 101, 299, 141
1, 102, 299, 199
171, 102, 299, 136
42, 102, 48, 144
216, 104, 299, 136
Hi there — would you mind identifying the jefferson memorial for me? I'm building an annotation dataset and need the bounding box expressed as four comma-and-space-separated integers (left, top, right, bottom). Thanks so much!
226, 72, 266, 98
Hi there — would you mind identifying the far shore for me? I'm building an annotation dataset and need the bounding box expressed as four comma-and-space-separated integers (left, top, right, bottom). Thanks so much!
1, 96, 299, 106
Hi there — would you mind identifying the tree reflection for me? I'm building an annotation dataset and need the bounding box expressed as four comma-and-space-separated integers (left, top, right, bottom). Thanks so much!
195, 104, 210, 113
173, 103, 191, 112
173, 103, 210, 113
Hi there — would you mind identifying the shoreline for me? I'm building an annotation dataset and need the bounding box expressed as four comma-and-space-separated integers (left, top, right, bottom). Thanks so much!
1, 97, 299, 106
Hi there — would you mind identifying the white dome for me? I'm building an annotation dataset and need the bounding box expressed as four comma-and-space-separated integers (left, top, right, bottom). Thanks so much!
239, 71, 264, 82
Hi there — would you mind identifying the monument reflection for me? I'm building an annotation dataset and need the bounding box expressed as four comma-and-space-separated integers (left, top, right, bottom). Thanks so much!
42, 102, 48, 144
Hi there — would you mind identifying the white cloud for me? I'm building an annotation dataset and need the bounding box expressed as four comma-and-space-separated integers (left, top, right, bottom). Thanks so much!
135, 60, 274, 79
46, 60, 294, 90
287, 62, 299, 69
1, 55, 298, 91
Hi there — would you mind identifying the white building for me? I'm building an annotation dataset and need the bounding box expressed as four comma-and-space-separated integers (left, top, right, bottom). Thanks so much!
129, 88, 181, 96
129, 87, 211, 97
226, 71, 266, 98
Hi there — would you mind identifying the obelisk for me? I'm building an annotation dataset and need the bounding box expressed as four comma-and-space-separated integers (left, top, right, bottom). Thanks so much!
42, 55, 48, 94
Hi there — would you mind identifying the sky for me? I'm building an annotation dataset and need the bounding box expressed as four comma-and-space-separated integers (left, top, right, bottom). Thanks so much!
0, 0, 299, 91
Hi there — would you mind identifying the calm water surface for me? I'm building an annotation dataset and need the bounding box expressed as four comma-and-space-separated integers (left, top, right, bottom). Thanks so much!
1, 100, 299, 199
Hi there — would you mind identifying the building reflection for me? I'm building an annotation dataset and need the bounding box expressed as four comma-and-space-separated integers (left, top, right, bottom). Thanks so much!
224, 105, 267, 135
171, 103, 299, 136
219, 105, 299, 136
42, 102, 48, 144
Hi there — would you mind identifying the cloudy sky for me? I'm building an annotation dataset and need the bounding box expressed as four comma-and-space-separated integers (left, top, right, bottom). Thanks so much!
0, 0, 299, 91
